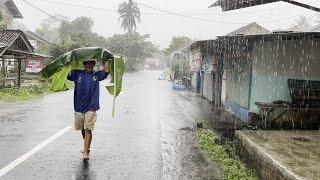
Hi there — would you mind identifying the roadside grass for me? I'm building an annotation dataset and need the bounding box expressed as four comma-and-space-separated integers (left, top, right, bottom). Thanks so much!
0, 83, 51, 101
195, 128, 258, 180
0, 81, 74, 101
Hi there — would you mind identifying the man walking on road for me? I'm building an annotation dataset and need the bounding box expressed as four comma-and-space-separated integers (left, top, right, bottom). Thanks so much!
67, 60, 109, 160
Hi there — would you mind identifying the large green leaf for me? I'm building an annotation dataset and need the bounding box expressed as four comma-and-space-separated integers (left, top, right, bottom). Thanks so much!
106, 56, 125, 97
50, 66, 70, 92
105, 56, 125, 117
40, 47, 113, 79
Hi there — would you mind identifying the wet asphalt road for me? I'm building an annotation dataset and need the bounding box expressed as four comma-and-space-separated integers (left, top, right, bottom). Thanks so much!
0, 70, 220, 180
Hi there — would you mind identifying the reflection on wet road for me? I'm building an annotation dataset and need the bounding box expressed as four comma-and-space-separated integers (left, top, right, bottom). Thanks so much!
73, 160, 96, 180
0, 70, 219, 180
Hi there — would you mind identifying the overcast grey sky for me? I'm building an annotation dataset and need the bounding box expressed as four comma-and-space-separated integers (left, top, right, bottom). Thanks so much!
14, 0, 320, 48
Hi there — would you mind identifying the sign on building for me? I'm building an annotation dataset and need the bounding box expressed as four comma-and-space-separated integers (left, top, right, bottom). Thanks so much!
26, 59, 44, 73
189, 51, 202, 72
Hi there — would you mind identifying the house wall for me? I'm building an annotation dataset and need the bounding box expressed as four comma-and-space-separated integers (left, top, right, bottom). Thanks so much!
202, 72, 214, 101
189, 50, 202, 93
225, 56, 251, 108
224, 56, 251, 122
250, 39, 320, 113
201, 52, 215, 101
191, 71, 200, 93
1, 5, 13, 29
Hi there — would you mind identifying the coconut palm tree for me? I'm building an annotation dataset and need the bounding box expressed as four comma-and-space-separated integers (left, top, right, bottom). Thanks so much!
118, 0, 141, 34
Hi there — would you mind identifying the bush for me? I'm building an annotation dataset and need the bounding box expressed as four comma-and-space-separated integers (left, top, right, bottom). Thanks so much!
0, 83, 51, 101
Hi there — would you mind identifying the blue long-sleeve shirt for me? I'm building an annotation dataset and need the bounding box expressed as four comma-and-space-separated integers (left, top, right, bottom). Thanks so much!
67, 70, 108, 113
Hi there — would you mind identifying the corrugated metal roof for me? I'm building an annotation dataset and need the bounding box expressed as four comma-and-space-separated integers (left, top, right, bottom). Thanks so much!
209, 0, 320, 13
227, 22, 271, 36
189, 32, 320, 53
0, 30, 33, 50
209, 0, 279, 11
0, 29, 20, 46
208, 0, 221, 8
216, 32, 320, 44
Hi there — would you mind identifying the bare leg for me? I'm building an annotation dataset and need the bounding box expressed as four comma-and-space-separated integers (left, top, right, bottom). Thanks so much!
81, 129, 85, 139
81, 129, 90, 154
83, 130, 92, 159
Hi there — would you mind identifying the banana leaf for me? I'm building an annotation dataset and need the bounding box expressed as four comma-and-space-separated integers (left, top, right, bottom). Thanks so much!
106, 56, 125, 117
39, 47, 125, 117
50, 66, 70, 92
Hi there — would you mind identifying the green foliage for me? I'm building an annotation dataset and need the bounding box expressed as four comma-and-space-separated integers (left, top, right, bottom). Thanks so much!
58, 16, 94, 41
37, 16, 107, 59
49, 33, 93, 59
195, 129, 258, 180
106, 33, 158, 71
164, 36, 193, 56
0, 83, 51, 101
118, 0, 141, 34
35, 15, 67, 43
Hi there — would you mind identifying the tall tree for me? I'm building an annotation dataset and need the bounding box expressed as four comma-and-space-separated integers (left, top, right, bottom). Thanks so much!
35, 15, 69, 43
43, 16, 107, 59
106, 32, 158, 71
118, 0, 141, 34
58, 16, 94, 41
164, 36, 193, 56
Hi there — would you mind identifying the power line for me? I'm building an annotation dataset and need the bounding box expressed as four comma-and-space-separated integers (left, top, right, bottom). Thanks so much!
36, 0, 289, 16
31, 0, 245, 24
135, 1, 246, 24
38, 0, 117, 12
20, 0, 67, 24
22, 0, 313, 26
135, 1, 306, 24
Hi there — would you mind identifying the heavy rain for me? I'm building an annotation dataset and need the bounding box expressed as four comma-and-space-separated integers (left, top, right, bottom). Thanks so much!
0, 0, 319, 180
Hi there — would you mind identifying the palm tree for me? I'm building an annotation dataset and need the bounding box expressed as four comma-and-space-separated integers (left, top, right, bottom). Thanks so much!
118, 0, 141, 34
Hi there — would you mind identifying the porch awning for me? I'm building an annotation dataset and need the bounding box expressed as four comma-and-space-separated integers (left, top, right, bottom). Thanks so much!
1, 49, 52, 58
